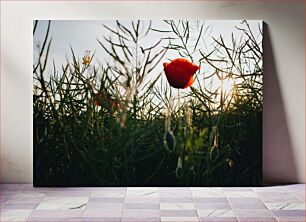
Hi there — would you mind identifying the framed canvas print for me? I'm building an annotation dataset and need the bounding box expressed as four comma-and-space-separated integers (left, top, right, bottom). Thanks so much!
33, 20, 263, 186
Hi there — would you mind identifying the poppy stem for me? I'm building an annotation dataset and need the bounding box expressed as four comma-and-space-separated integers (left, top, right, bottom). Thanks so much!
177, 88, 180, 111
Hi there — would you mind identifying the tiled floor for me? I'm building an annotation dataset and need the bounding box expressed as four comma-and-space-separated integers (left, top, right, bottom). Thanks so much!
0, 184, 304, 222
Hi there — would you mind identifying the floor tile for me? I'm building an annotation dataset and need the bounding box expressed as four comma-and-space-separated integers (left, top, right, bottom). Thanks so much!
86, 202, 123, 209
161, 209, 198, 217
126, 188, 158, 198
10, 191, 45, 199
196, 203, 231, 209
192, 188, 225, 197
122, 217, 161, 221
0, 183, 305, 221
20, 184, 46, 191
276, 218, 306, 222
236, 218, 277, 222
194, 197, 228, 203
160, 197, 194, 203
1, 184, 24, 191
122, 209, 160, 217
198, 209, 235, 217
44, 191, 92, 197
27, 217, 83, 221
271, 209, 305, 217
0, 209, 32, 221
227, 197, 262, 204
286, 184, 305, 190
36, 196, 88, 210
6, 197, 44, 204
125, 203, 160, 209
159, 190, 193, 198
199, 217, 238, 222
91, 189, 125, 198
83, 208, 123, 217
160, 203, 196, 210
89, 197, 124, 203
162, 217, 199, 222
29, 209, 84, 217
159, 188, 191, 192
225, 191, 258, 198
292, 192, 305, 200
253, 186, 289, 193
265, 202, 305, 210
125, 197, 159, 203
1, 196, 10, 206
223, 187, 253, 191
2, 203, 39, 209
83, 217, 121, 222
230, 202, 266, 209
234, 209, 274, 218
257, 192, 301, 203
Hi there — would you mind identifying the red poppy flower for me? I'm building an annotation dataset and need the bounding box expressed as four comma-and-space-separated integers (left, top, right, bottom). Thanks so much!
93, 93, 115, 108
163, 58, 200, 89
94, 93, 123, 112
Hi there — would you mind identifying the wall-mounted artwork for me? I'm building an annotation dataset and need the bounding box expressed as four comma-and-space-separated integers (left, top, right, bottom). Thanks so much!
33, 20, 263, 186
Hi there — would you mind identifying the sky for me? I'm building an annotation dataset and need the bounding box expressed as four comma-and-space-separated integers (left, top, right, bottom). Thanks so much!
33, 20, 262, 106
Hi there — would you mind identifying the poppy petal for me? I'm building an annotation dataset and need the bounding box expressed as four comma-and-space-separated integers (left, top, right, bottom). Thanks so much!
193, 65, 200, 73
163, 58, 199, 89
163, 62, 170, 69
183, 77, 195, 89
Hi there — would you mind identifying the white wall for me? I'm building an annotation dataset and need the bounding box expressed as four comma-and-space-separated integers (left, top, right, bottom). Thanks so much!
1, 1, 305, 184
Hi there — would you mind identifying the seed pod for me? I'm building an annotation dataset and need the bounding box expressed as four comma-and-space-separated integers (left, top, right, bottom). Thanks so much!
163, 130, 176, 153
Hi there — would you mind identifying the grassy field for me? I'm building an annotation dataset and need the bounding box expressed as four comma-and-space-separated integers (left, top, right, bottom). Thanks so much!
33, 20, 262, 186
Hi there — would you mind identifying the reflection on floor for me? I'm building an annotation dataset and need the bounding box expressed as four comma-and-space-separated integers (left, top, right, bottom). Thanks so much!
0, 184, 304, 222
